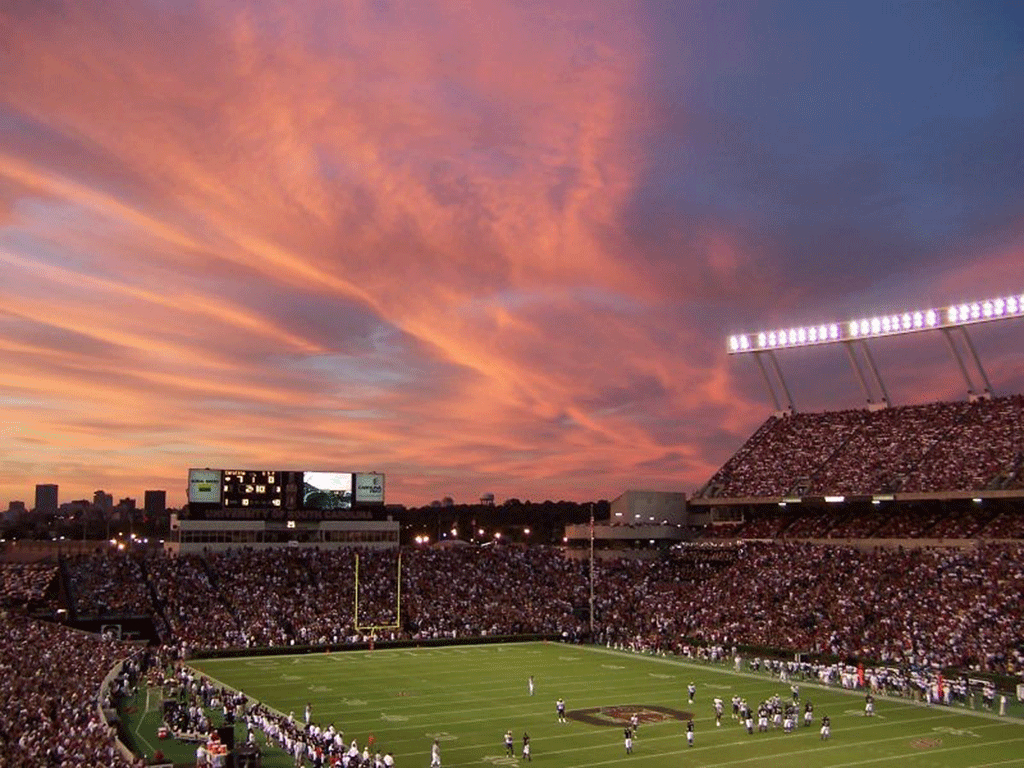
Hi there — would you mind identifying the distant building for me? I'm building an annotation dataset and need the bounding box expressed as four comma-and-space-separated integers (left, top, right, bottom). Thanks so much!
610, 490, 688, 526
117, 497, 137, 511
93, 490, 113, 513
480, 493, 495, 506
5, 501, 27, 523
564, 490, 690, 561
144, 490, 166, 517
35, 484, 58, 516
60, 499, 91, 517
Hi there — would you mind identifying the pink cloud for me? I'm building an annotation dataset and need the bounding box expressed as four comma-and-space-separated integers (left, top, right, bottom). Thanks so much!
1, 2, 1020, 507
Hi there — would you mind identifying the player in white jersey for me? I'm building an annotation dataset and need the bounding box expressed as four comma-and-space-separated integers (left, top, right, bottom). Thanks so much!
556, 698, 566, 723
713, 697, 723, 727
430, 738, 441, 767
528, 675, 535, 695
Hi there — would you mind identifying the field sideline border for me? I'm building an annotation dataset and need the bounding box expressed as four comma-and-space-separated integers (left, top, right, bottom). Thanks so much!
558, 729, 1024, 768
130, 685, 159, 757
179, 665, 315, 766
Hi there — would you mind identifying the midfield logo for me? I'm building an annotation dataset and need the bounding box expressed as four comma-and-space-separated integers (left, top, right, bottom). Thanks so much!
568, 705, 693, 727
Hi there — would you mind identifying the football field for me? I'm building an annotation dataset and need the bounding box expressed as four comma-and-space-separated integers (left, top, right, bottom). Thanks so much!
190, 642, 1024, 768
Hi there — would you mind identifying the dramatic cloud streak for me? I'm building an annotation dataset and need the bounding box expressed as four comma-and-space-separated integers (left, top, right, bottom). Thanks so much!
1, 1, 1023, 506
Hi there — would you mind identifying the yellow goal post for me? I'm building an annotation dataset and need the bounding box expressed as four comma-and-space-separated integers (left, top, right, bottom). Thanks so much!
353, 551, 402, 635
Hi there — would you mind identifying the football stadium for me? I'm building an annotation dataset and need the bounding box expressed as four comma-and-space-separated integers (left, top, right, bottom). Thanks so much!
2, 295, 1024, 768
6, 1, 1024, 765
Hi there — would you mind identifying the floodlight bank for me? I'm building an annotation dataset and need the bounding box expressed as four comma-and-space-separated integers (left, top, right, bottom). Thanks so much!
727, 292, 1024, 354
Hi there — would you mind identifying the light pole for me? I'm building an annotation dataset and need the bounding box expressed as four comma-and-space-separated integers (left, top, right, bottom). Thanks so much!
589, 503, 595, 637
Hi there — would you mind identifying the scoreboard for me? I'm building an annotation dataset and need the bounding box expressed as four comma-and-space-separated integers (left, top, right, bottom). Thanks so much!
186, 468, 384, 518
222, 470, 286, 508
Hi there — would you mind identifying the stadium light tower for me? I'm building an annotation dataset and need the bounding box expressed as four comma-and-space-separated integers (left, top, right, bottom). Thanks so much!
727, 292, 1023, 411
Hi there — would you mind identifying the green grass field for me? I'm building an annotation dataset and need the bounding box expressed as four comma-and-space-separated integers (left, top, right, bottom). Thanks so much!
170, 642, 1024, 768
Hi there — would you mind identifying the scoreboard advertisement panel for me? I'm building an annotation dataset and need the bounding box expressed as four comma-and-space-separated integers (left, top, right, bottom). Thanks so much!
354, 472, 385, 504
185, 468, 383, 518
188, 469, 222, 504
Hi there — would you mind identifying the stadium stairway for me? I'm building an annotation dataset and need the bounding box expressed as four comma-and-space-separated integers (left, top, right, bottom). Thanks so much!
696, 415, 781, 498
56, 554, 80, 621
139, 558, 173, 641
195, 556, 247, 640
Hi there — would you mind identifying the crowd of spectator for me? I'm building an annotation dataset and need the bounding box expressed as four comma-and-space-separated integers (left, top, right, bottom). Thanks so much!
978, 510, 1024, 538
403, 545, 585, 637
216, 547, 373, 647
902, 396, 1024, 492
3, 536, 1024, 765
808, 401, 971, 495
147, 552, 241, 649
698, 395, 1024, 498
65, 553, 153, 619
46, 542, 1024, 678
0, 563, 56, 607
0, 610, 139, 767
704, 409, 868, 497
700, 502, 1024, 541
608, 541, 1024, 675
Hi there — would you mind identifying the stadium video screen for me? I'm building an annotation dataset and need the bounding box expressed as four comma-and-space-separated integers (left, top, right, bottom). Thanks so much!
302, 471, 353, 510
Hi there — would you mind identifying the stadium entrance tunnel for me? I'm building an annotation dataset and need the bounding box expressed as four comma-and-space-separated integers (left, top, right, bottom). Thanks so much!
568, 705, 693, 727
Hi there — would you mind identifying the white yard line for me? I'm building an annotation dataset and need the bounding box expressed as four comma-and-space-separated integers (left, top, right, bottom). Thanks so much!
544, 724, 1015, 768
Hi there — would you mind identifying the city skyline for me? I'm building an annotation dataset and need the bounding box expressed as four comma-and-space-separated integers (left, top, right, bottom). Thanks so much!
2, 1, 1024, 507
4, 482, 167, 512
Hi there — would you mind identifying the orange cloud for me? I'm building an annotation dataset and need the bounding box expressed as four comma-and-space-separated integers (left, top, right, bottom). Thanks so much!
2, 1, 1018, 507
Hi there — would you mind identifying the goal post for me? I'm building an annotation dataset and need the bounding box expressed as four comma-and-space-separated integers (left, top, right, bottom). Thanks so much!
353, 551, 402, 635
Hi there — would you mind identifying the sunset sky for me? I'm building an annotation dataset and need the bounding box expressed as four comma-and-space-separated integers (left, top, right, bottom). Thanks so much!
2, 1, 1023, 508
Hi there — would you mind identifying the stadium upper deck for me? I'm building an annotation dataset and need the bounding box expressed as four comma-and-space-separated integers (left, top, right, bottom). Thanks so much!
694, 394, 1024, 501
